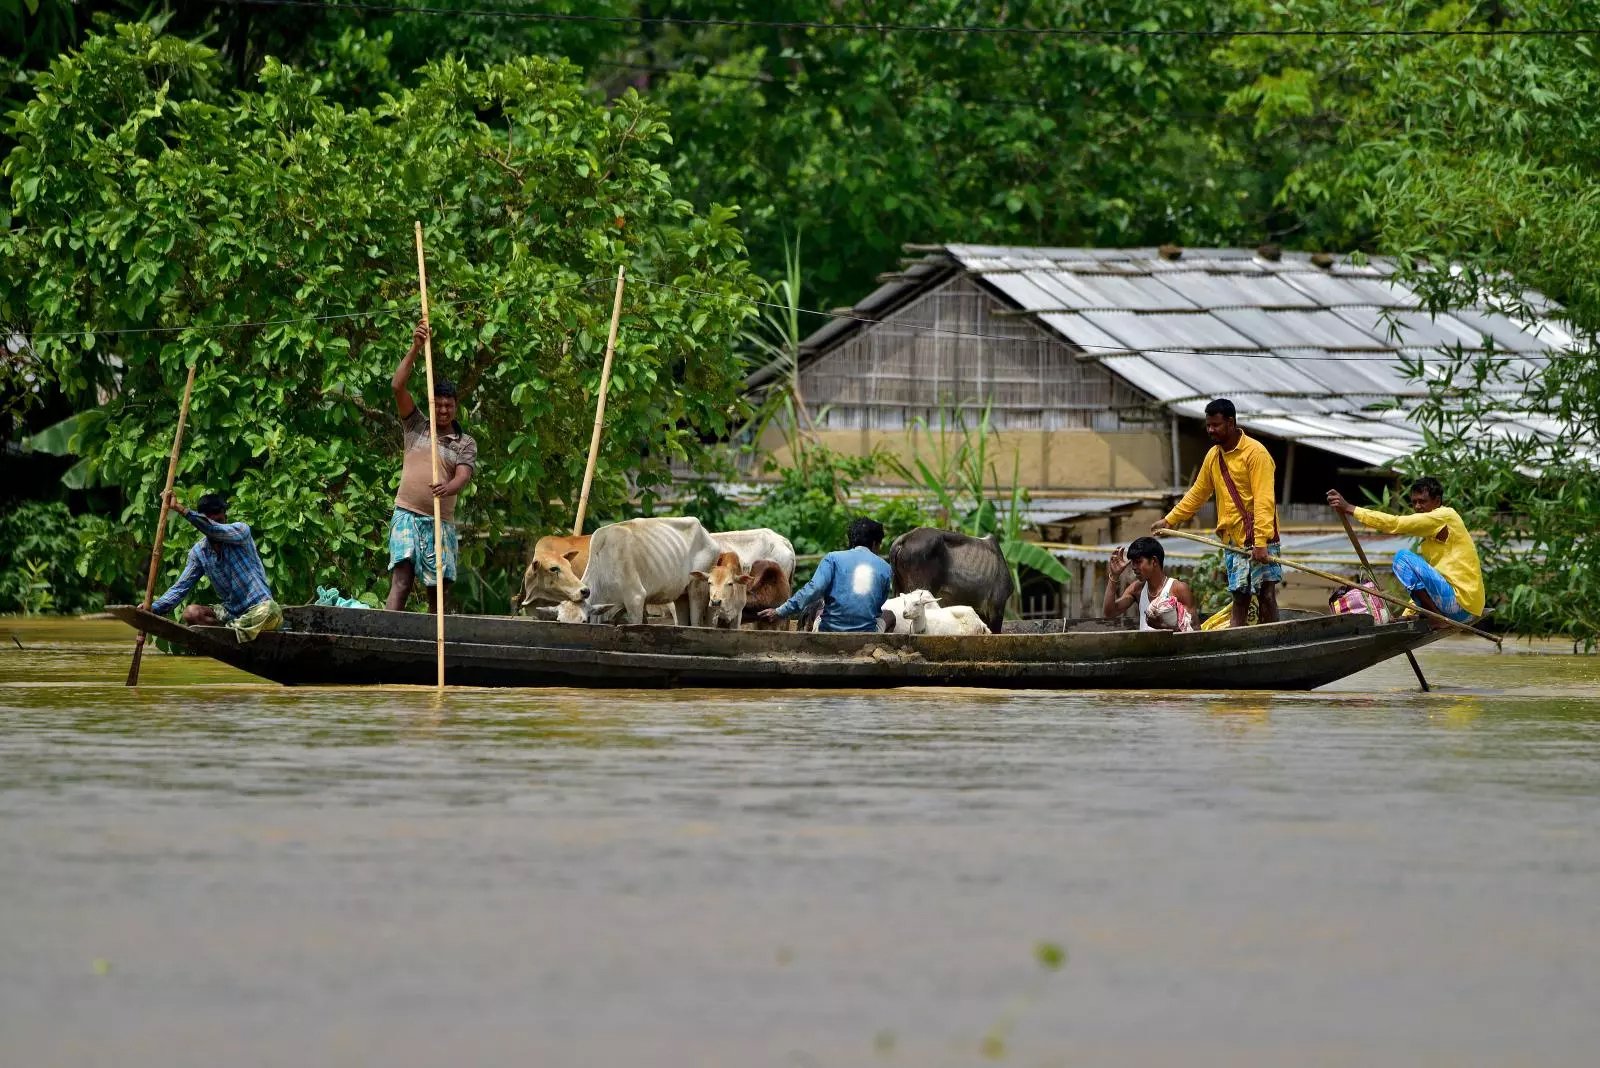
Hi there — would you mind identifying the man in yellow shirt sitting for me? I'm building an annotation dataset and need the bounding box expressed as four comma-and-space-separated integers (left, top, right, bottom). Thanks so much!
1155, 398, 1281, 628
1326, 478, 1485, 627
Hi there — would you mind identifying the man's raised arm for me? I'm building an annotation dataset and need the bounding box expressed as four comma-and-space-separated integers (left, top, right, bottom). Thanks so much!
392, 322, 429, 419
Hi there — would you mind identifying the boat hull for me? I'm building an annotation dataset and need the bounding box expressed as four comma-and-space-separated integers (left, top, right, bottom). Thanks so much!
107, 605, 1443, 691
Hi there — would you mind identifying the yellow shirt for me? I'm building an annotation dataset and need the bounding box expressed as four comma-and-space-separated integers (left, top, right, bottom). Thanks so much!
1352, 505, 1485, 617
1163, 432, 1279, 548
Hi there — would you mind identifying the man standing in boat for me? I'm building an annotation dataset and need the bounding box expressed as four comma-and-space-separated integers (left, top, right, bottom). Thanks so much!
150, 490, 283, 642
1326, 478, 1484, 627
386, 322, 478, 614
1103, 536, 1198, 631
758, 517, 892, 632
1154, 398, 1281, 627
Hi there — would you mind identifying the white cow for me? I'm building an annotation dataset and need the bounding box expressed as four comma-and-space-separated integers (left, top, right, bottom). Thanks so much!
563, 516, 721, 626
898, 588, 990, 636
710, 528, 796, 582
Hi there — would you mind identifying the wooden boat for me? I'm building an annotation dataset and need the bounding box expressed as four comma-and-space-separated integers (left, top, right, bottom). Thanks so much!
107, 604, 1444, 690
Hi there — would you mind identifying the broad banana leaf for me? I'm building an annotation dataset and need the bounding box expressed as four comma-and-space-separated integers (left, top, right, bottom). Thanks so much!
1002, 539, 1071, 584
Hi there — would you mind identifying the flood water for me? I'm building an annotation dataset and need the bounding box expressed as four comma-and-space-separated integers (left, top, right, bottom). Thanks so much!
2, 618, 1598, 1066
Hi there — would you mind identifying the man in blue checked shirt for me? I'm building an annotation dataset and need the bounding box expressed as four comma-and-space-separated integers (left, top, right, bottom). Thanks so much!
150, 490, 282, 642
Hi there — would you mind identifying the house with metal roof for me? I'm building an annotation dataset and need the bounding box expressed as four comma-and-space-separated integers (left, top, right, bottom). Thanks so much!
741, 242, 1574, 616
750, 242, 1572, 537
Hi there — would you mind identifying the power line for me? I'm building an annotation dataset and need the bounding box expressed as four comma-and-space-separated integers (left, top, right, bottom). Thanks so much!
15, 277, 608, 340
225, 0, 1600, 40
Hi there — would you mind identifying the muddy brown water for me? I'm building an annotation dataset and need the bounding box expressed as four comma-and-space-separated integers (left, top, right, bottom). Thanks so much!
2, 618, 1598, 1067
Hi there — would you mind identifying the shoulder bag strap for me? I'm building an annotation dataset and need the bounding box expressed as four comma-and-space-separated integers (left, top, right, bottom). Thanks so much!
1214, 447, 1255, 545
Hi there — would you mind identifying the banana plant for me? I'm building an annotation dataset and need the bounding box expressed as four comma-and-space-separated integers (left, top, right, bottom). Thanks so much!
890, 404, 1071, 612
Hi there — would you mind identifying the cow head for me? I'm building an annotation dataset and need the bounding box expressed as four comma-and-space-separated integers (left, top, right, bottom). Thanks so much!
520, 547, 588, 610
690, 551, 751, 629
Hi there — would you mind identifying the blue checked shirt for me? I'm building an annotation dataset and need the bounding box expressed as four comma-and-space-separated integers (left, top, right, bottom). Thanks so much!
151, 511, 275, 618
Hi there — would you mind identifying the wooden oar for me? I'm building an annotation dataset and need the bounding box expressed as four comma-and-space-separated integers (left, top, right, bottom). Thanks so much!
1338, 510, 1431, 691
127, 361, 199, 687
414, 220, 445, 690
573, 264, 626, 536
1156, 527, 1502, 647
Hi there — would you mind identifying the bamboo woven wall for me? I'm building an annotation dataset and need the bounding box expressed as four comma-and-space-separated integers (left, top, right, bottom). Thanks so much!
798, 275, 1160, 431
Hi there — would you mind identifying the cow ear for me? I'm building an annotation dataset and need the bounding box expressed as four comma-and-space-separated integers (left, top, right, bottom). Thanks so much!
690, 571, 707, 581
735, 574, 753, 585
563, 549, 581, 561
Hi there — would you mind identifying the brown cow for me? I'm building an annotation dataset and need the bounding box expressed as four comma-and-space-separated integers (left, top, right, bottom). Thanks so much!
518, 533, 591, 612
687, 555, 793, 630
741, 559, 792, 630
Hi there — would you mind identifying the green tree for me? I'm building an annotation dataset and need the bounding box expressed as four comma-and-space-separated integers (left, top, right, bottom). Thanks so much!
640, 0, 1319, 307
1223, 0, 1600, 642
2, 25, 758, 609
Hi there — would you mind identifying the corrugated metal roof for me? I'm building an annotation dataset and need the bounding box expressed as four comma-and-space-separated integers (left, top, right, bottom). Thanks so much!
996, 497, 1142, 525
787, 244, 1579, 468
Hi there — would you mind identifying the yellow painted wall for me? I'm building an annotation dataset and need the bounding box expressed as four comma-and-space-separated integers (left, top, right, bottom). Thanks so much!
758, 426, 1172, 492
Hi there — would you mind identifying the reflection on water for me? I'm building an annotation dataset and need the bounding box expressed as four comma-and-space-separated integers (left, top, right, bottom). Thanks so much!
2, 619, 1599, 1067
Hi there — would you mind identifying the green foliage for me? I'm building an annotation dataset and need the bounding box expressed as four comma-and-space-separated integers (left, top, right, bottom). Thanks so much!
738, 444, 889, 556
1177, 549, 1231, 616
889, 406, 1072, 611
1217, 0, 1600, 643
5, 1, 1397, 313
1399, 348, 1600, 646
648, 0, 1308, 308
3, 26, 757, 611
0, 500, 131, 613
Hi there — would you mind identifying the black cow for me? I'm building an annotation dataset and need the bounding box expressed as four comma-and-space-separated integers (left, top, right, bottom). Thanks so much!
888, 527, 1013, 634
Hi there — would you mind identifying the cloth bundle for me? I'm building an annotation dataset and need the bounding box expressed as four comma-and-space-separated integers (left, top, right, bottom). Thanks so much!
1328, 582, 1392, 624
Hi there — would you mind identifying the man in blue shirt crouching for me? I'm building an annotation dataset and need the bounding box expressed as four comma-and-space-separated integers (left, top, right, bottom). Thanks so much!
759, 517, 893, 633
151, 490, 283, 643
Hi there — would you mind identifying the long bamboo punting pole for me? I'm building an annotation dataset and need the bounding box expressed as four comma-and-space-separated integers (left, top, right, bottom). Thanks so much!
414, 221, 445, 690
1339, 510, 1431, 691
573, 264, 626, 536
127, 361, 199, 686
1156, 527, 1502, 647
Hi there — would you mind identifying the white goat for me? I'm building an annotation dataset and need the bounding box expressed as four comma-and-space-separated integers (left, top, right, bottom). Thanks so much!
898, 588, 990, 636
879, 591, 931, 633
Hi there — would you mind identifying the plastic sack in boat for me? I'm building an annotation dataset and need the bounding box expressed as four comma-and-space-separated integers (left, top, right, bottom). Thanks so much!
315, 586, 373, 610
1328, 582, 1392, 624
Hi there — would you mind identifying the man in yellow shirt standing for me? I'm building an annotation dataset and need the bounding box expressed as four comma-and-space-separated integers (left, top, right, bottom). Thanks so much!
1326, 478, 1485, 626
1154, 398, 1281, 627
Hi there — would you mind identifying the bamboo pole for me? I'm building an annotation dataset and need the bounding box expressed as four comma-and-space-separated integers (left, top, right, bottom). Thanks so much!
1156, 527, 1502, 646
414, 221, 445, 689
573, 265, 626, 536
1338, 510, 1431, 691
127, 361, 199, 686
